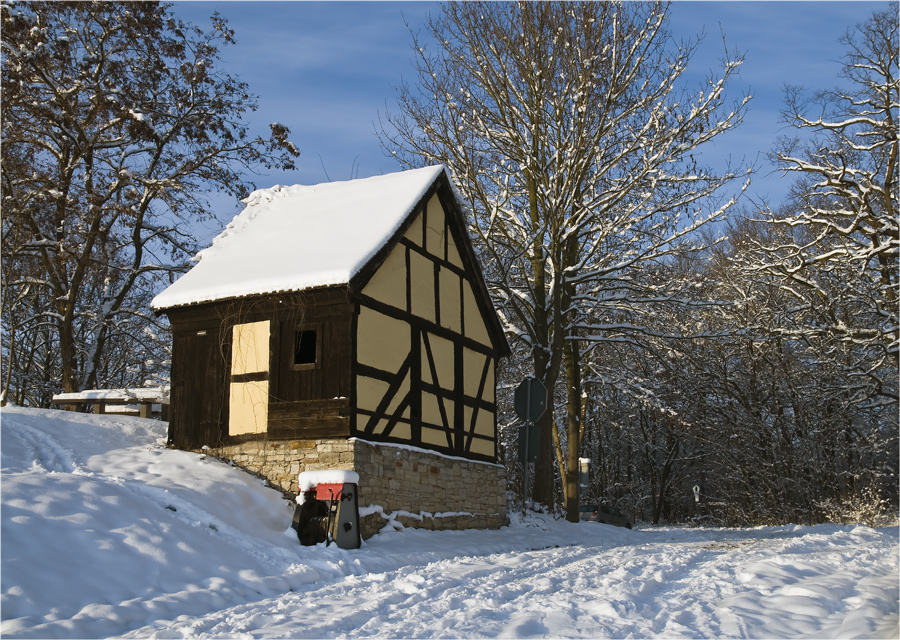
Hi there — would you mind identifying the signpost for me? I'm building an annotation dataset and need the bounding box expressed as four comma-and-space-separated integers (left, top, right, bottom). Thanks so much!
514, 377, 547, 512
579, 458, 590, 492
693, 484, 702, 520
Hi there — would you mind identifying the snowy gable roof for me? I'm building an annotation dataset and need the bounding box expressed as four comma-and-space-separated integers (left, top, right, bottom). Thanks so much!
151, 165, 446, 310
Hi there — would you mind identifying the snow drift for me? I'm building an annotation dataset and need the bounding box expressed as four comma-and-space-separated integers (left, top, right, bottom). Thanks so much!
1, 406, 897, 638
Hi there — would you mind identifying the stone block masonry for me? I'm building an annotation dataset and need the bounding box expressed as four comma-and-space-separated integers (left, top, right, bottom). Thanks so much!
353, 440, 508, 539
209, 438, 356, 496
205, 437, 509, 539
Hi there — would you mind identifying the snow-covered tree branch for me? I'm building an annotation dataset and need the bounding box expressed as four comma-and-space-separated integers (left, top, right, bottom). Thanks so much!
763, 8, 897, 362
380, 1, 750, 517
1, 2, 300, 399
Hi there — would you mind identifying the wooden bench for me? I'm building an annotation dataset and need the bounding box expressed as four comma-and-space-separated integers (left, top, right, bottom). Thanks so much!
52, 387, 170, 420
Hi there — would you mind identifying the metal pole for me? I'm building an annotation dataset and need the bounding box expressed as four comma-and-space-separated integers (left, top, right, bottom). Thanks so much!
524, 380, 532, 515
522, 419, 530, 516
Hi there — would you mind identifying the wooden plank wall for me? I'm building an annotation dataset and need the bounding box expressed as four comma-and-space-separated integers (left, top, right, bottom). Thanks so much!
164, 288, 353, 448
168, 313, 228, 448
272, 288, 352, 405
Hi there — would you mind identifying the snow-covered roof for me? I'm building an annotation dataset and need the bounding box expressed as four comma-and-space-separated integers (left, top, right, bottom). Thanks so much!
151, 165, 446, 311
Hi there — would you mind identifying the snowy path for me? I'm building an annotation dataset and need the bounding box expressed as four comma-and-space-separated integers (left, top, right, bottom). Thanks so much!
125, 526, 898, 639
2, 407, 897, 639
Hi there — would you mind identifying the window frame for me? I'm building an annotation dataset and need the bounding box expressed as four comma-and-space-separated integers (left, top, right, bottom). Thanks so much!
291, 322, 322, 371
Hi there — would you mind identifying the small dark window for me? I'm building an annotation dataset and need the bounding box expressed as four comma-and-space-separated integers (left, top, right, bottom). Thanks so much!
294, 329, 317, 366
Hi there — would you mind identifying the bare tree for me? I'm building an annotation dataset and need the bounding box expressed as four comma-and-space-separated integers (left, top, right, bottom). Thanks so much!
682, 217, 896, 524
380, 0, 749, 518
1, 2, 299, 400
578, 216, 897, 527
764, 8, 897, 370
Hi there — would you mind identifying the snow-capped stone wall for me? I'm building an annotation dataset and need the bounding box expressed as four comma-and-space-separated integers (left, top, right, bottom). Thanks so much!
352, 439, 508, 539
205, 437, 508, 539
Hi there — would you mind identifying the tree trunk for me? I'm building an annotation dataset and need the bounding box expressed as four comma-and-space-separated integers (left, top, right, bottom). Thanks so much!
524, 163, 559, 509
532, 362, 558, 508
563, 335, 583, 522
654, 434, 680, 525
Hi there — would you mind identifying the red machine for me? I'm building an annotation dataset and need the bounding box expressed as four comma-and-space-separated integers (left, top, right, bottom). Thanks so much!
291, 479, 361, 549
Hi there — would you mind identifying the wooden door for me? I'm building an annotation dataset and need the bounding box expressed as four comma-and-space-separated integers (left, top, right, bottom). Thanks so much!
228, 320, 270, 436
171, 329, 225, 447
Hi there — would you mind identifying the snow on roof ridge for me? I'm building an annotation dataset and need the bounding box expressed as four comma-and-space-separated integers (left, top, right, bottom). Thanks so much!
191, 184, 292, 264
152, 165, 447, 310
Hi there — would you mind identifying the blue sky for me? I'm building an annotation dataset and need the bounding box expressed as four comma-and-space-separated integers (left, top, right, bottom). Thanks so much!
170, 1, 890, 236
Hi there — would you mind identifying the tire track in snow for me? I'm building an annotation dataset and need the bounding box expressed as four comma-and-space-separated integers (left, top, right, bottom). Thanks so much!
2, 414, 83, 474
2, 413, 312, 604
128, 538, 730, 638
131, 531, 850, 639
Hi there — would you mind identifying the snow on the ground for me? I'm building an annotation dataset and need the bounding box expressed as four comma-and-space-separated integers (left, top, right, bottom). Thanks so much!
1, 406, 897, 639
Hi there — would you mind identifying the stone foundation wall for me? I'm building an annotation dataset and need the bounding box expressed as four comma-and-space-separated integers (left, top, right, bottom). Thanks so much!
352, 440, 508, 538
209, 438, 356, 496
205, 437, 509, 539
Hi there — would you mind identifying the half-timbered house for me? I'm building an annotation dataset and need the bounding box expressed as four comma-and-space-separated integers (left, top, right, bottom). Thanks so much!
151, 166, 510, 537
